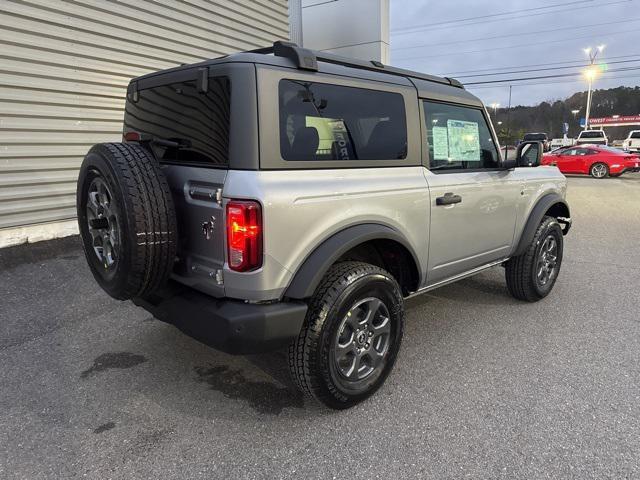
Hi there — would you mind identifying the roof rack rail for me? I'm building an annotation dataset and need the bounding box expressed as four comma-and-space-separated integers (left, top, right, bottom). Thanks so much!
249, 41, 464, 89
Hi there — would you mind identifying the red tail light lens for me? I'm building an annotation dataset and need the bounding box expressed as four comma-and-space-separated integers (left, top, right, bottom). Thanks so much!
123, 131, 141, 142
226, 200, 262, 272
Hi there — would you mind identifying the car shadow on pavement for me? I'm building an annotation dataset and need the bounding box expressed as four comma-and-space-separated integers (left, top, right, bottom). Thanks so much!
132, 321, 309, 417
116, 269, 516, 417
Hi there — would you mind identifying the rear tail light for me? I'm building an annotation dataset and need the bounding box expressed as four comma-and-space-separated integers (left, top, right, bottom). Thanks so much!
226, 200, 262, 272
123, 131, 141, 142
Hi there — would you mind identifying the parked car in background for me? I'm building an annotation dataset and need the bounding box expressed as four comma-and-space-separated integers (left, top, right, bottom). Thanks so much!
576, 129, 608, 146
523, 132, 550, 151
549, 137, 575, 150
623, 130, 640, 153
542, 144, 640, 178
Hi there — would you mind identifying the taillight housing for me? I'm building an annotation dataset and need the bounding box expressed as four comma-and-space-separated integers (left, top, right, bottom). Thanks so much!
226, 200, 263, 272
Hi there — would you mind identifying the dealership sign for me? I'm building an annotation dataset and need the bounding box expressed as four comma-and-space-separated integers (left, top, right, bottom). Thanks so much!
589, 115, 640, 127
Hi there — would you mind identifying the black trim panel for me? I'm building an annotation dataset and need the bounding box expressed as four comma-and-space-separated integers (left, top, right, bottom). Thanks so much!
513, 194, 570, 257
284, 223, 421, 299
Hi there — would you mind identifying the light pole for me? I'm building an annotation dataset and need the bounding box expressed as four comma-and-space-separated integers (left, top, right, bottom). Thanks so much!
583, 45, 605, 129
490, 102, 500, 117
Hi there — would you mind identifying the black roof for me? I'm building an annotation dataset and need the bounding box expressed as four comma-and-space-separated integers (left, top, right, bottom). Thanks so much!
133, 41, 465, 90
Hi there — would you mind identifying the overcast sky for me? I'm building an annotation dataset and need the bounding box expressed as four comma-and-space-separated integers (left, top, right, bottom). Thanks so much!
389, 0, 638, 107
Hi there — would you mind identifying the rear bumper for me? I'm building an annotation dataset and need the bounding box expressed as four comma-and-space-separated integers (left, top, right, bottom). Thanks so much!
617, 166, 640, 175
133, 284, 307, 354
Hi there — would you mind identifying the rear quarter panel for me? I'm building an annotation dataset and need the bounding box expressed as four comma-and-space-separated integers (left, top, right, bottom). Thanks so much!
222, 168, 430, 301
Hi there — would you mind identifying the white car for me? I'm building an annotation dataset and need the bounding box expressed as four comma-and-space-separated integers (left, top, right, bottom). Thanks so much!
576, 130, 608, 146
623, 130, 640, 153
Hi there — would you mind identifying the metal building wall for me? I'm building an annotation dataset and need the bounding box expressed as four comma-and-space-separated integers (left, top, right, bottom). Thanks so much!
0, 0, 289, 237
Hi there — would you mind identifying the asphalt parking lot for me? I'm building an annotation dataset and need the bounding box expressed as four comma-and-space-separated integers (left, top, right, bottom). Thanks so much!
1, 175, 639, 479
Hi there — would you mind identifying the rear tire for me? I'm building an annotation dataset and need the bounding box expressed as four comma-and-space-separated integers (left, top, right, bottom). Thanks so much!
76, 143, 177, 300
590, 162, 609, 178
288, 262, 404, 409
505, 216, 563, 302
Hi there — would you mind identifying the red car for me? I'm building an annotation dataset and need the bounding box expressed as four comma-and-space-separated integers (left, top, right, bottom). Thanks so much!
542, 144, 640, 178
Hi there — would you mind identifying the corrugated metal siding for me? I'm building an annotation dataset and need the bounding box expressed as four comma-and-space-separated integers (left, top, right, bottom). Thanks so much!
0, 0, 289, 229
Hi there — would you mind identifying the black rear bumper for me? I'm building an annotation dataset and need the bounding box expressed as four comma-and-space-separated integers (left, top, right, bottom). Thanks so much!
133, 285, 307, 354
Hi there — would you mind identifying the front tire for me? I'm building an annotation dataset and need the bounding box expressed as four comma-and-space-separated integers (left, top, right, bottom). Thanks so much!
505, 216, 563, 302
590, 162, 609, 178
288, 262, 404, 409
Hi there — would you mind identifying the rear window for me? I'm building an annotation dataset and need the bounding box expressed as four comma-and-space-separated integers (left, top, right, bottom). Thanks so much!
597, 145, 625, 154
630, 132, 640, 139
278, 80, 407, 161
523, 133, 547, 141
579, 131, 605, 139
124, 77, 231, 166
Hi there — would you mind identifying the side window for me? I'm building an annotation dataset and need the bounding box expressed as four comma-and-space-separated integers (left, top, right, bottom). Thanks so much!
423, 101, 500, 171
278, 80, 407, 161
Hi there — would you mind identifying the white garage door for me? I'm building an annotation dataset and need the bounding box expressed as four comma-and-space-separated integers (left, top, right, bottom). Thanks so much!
0, 0, 289, 230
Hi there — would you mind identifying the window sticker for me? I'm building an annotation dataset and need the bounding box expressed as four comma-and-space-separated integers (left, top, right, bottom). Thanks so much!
432, 126, 449, 160
447, 120, 480, 162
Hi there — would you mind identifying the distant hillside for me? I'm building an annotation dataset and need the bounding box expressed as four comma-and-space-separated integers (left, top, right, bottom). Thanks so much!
493, 86, 640, 144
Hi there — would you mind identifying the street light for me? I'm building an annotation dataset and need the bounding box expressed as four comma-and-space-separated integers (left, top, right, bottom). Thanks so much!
582, 44, 605, 128
490, 102, 500, 116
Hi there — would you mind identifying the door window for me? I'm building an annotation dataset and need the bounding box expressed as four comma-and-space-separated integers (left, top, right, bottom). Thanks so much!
565, 148, 593, 156
423, 101, 500, 171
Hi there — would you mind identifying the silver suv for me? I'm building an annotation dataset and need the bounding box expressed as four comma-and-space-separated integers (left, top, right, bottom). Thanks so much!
76, 42, 571, 409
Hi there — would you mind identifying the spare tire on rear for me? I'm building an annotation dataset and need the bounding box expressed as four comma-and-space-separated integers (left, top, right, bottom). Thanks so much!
76, 142, 177, 300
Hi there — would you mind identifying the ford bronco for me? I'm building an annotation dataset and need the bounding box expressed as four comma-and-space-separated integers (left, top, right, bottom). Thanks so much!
76, 41, 571, 409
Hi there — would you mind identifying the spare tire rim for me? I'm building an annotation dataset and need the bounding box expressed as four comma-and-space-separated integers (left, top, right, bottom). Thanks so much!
334, 297, 391, 381
86, 176, 119, 269
536, 235, 558, 286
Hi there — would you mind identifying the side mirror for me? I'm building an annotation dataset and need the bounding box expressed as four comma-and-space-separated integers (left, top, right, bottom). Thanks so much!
517, 141, 542, 167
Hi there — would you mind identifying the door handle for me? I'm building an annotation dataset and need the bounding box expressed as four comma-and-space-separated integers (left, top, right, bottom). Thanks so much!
436, 192, 462, 206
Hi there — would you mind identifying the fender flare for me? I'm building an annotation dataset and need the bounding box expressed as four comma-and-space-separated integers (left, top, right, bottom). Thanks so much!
513, 193, 571, 257
284, 223, 420, 300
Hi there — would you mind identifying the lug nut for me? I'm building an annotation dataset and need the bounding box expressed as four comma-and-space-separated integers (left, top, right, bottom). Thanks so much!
368, 331, 373, 337
365, 342, 370, 348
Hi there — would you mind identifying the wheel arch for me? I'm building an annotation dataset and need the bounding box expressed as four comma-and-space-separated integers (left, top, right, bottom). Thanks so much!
513, 193, 571, 257
283, 223, 421, 300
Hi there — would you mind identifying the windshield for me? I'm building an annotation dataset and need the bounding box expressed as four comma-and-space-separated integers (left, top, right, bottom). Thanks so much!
580, 131, 605, 139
